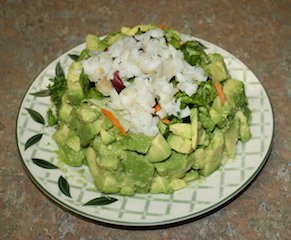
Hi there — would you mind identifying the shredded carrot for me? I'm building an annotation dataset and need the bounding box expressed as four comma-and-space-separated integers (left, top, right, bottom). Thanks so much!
161, 118, 171, 124
154, 103, 161, 112
101, 108, 126, 135
214, 82, 225, 106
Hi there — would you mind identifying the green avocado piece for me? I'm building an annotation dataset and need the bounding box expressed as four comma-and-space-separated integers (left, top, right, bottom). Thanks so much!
65, 134, 81, 152
53, 124, 70, 145
199, 129, 225, 176
86, 34, 108, 51
204, 53, 229, 83
169, 123, 192, 139
223, 79, 247, 109
183, 170, 200, 182
78, 119, 103, 146
57, 144, 85, 167
146, 134, 172, 162
169, 179, 187, 191
167, 134, 193, 154
191, 148, 206, 170
67, 62, 84, 105
121, 24, 157, 36
100, 129, 115, 145
150, 176, 172, 194
121, 132, 153, 154
122, 152, 155, 193
224, 117, 240, 159
58, 96, 73, 123
77, 105, 99, 123
235, 110, 251, 142
92, 137, 125, 172
190, 108, 198, 150
155, 151, 194, 179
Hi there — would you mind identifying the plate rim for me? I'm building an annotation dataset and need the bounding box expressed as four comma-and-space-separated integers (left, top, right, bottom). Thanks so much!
16, 35, 275, 228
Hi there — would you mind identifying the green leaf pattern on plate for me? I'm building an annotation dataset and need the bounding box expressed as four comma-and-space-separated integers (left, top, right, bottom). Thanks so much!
32, 158, 58, 169
83, 196, 118, 206
24, 133, 43, 150
58, 176, 71, 198
25, 108, 45, 125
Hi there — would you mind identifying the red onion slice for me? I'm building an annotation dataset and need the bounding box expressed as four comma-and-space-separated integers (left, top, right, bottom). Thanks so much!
111, 71, 125, 93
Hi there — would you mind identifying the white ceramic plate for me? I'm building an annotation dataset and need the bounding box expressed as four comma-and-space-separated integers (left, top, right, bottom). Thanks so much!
16, 35, 274, 227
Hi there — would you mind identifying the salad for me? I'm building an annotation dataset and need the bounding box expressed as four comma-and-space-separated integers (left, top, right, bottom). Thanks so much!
44, 24, 251, 196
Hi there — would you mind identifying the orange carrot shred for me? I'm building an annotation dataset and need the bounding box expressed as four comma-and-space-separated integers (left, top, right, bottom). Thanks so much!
101, 108, 126, 135
161, 118, 171, 124
154, 103, 161, 112
214, 82, 225, 106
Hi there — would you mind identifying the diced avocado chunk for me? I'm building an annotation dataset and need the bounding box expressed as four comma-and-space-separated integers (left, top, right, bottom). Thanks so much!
223, 79, 247, 109
235, 110, 251, 142
169, 179, 187, 191
67, 62, 84, 105
58, 96, 73, 123
199, 129, 225, 176
155, 151, 194, 179
150, 176, 171, 194
120, 186, 135, 196
183, 170, 200, 182
204, 53, 229, 83
121, 132, 153, 154
146, 134, 172, 162
57, 144, 85, 167
86, 34, 108, 51
167, 134, 193, 154
77, 105, 99, 123
100, 129, 115, 145
190, 108, 198, 150
197, 128, 211, 147
121, 24, 157, 36
169, 123, 192, 139
65, 134, 81, 152
224, 117, 240, 159
191, 148, 206, 170
122, 152, 155, 193
78, 119, 103, 146
53, 124, 70, 145
92, 138, 125, 172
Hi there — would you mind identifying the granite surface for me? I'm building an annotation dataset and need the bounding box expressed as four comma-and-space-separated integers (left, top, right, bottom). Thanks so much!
0, 0, 290, 239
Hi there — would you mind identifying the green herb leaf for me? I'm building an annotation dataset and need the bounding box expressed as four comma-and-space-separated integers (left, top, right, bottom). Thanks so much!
68, 54, 80, 62
32, 158, 58, 169
55, 62, 65, 79
58, 176, 71, 198
83, 196, 118, 206
25, 133, 43, 150
25, 108, 45, 125
30, 89, 50, 97
48, 63, 67, 112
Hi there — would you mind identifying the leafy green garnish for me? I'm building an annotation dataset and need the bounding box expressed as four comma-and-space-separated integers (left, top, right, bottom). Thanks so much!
163, 28, 181, 49
180, 40, 210, 66
176, 81, 217, 108
48, 62, 67, 112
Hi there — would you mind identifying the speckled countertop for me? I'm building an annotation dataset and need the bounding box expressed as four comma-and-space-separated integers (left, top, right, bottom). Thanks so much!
0, 0, 290, 239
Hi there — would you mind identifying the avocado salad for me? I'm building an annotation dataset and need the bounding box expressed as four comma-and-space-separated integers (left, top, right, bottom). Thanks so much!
45, 24, 251, 196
